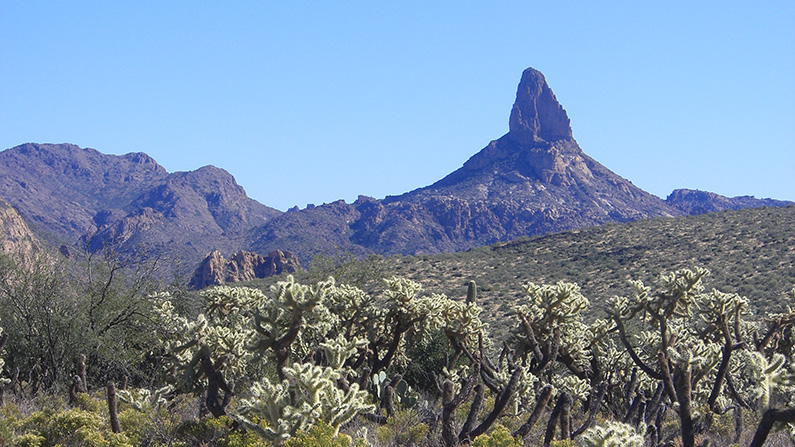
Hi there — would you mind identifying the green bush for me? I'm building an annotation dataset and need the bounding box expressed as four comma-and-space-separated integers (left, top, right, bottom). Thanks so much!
285, 420, 354, 447
374, 410, 428, 446
471, 425, 522, 447
12, 433, 46, 447
18, 407, 133, 447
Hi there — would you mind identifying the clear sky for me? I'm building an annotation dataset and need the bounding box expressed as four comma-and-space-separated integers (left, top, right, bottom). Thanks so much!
2, 1, 793, 211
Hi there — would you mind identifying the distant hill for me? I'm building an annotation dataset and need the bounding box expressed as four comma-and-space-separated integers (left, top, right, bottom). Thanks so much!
665, 188, 793, 214
290, 205, 792, 338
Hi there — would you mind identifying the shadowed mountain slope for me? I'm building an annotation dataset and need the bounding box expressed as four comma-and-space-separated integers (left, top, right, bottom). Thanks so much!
0, 143, 280, 268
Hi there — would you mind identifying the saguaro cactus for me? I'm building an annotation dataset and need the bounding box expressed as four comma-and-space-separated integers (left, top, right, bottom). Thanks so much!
466, 280, 477, 304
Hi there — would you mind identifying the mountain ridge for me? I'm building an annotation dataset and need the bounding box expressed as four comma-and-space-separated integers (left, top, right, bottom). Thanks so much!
0, 142, 281, 269
1, 68, 792, 269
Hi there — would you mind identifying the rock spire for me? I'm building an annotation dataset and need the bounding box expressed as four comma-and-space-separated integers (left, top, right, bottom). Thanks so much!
508, 67, 572, 143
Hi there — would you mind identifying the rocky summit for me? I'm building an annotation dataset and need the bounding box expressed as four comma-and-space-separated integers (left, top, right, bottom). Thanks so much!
250, 68, 694, 263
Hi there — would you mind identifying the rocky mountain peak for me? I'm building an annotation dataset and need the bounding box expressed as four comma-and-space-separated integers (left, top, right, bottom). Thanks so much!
508, 67, 572, 144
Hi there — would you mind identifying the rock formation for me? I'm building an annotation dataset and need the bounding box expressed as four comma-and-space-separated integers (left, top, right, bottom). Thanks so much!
0, 198, 39, 255
250, 67, 686, 262
666, 189, 793, 215
189, 249, 301, 289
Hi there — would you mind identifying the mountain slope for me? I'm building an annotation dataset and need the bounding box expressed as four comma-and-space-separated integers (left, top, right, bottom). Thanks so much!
0, 143, 281, 267
2, 69, 791, 269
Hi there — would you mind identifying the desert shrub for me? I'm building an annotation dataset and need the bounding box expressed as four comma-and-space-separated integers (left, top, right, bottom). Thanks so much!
471, 424, 522, 447
285, 420, 356, 447
374, 410, 428, 447
18, 407, 133, 447
12, 433, 46, 447
402, 329, 449, 392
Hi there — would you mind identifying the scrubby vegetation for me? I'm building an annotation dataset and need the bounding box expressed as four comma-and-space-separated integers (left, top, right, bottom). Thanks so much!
0, 207, 793, 446
0, 241, 793, 446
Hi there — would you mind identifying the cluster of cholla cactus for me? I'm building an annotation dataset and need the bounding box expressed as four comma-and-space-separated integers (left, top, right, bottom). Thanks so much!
116, 384, 175, 412
142, 269, 794, 447
607, 268, 795, 447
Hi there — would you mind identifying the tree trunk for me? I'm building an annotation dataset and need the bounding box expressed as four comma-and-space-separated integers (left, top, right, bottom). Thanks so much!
749, 407, 795, 447
106, 381, 120, 433
674, 365, 695, 447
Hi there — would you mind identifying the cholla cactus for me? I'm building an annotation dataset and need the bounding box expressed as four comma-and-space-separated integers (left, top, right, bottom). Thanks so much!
578, 421, 644, 447
655, 267, 708, 317
250, 276, 336, 379
739, 351, 794, 410
236, 362, 374, 444
666, 337, 721, 379
512, 280, 594, 397
551, 375, 590, 403
319, 334, 368, 371
154, 299, 253, 390
366, 277, 451, 374
522, 281, 589, 331
117, 385, 175, 411
439, 297, 487, 350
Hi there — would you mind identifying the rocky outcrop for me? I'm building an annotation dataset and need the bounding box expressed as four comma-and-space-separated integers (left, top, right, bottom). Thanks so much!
666, 189, 793, 215
0, 198, 39, 255
189, 249, 301, 289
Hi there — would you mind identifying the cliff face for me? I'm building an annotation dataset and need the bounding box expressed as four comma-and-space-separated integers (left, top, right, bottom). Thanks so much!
0, 198, 39, 255
189, 249, 301, 289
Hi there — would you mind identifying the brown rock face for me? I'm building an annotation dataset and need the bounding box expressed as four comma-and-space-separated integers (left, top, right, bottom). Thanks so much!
189, 249, 301, 289
0, 198, 39, 255
508, 67, 572, 144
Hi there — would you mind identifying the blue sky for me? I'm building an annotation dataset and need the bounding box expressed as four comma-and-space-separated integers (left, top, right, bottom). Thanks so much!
2, 1, 793, 211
